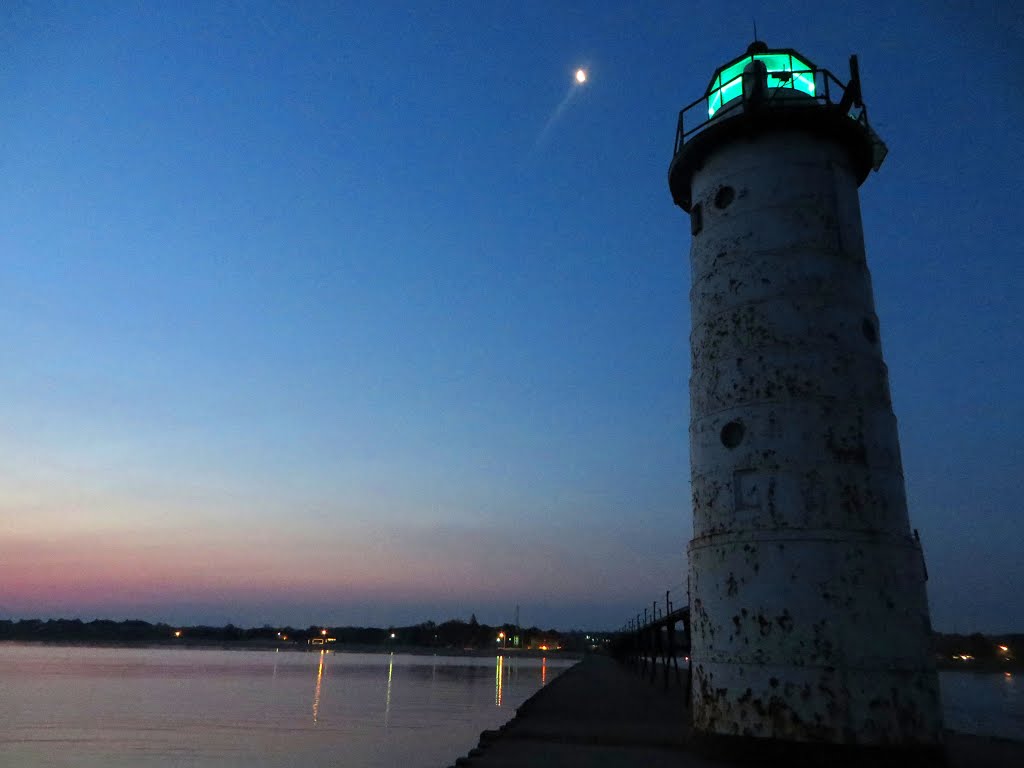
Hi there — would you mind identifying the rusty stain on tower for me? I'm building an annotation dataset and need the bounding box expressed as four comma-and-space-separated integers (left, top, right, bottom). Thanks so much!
668, 41, 944, 756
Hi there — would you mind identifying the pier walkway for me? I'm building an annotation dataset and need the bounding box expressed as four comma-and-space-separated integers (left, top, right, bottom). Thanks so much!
447, 654, 1024, 768
449, 654, 706, 768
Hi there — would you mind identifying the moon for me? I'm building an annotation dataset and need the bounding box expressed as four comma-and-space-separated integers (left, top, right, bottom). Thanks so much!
536, 67, 589, 147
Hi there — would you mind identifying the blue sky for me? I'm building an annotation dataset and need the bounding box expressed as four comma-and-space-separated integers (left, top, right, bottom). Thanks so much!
0, 1, 1021, 631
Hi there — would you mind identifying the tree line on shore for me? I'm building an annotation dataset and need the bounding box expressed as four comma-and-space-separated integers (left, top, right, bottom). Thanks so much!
934, 631, 1021, 669
1, 618, 1015, 666
0, 616, 608, 652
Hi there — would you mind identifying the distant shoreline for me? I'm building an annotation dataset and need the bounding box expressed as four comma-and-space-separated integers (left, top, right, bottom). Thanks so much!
0, 616, 605, 656
0, 639, 585, 659
3, 640, 1016, 671
935, 658, 1022, 673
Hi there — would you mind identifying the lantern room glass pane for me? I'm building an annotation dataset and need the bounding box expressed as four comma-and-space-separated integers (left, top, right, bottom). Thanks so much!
707, 53, 815, 118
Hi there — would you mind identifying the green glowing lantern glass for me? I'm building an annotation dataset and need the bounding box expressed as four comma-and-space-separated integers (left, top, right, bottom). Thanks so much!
707, 52, 815, 118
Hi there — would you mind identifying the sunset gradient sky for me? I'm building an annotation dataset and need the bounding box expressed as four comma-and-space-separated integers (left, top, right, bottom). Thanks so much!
2, 1, 1021, 631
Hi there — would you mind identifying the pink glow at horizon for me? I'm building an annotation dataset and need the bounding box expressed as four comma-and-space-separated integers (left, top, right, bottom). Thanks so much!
2, 515, 674, 626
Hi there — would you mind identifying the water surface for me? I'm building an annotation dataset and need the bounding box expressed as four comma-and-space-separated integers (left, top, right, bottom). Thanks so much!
940, 669, 1022, 741
0, 644, 573, 767
4, 645, 1019, 767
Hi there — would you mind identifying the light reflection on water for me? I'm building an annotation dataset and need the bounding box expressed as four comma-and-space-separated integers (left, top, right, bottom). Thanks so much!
385, 652, 394, 726
311, 650, 325, 723
940, 669, 1023, 741
0, 644, 574, 768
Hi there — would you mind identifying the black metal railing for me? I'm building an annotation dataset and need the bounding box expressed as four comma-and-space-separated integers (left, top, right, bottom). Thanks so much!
672, 65, 879, 161
612, 584, 691, 693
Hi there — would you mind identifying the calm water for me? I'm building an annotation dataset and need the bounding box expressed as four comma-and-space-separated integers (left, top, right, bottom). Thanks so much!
0, 644, 574, 768
940, 669, 1023, 741
1, 647, 1019, 767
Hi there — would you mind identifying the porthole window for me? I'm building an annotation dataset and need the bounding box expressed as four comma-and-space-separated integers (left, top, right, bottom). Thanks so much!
720, 420, 745, 449
714, 186, 735, 209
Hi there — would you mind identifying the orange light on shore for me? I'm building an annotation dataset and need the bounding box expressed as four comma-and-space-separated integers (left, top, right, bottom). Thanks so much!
173, 630, 182, 638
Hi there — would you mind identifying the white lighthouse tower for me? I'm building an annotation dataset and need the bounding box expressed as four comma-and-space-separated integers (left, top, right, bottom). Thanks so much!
669, 42, 944, 757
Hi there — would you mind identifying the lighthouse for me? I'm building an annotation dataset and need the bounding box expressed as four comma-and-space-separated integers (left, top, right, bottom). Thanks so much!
669, 42, 944, 755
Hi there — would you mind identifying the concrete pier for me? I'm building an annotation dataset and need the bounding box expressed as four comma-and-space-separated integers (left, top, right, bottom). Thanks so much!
447, 655, 697, 768
446, 656, 1024, 767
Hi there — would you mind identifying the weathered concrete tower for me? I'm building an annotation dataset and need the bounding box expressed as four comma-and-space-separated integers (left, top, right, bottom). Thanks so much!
669, 43, 944, 757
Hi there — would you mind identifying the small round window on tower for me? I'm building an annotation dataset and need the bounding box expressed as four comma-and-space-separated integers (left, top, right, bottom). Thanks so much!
714, 186, 735, 209
862, 318, 878, 344
720, 420, 745, 449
